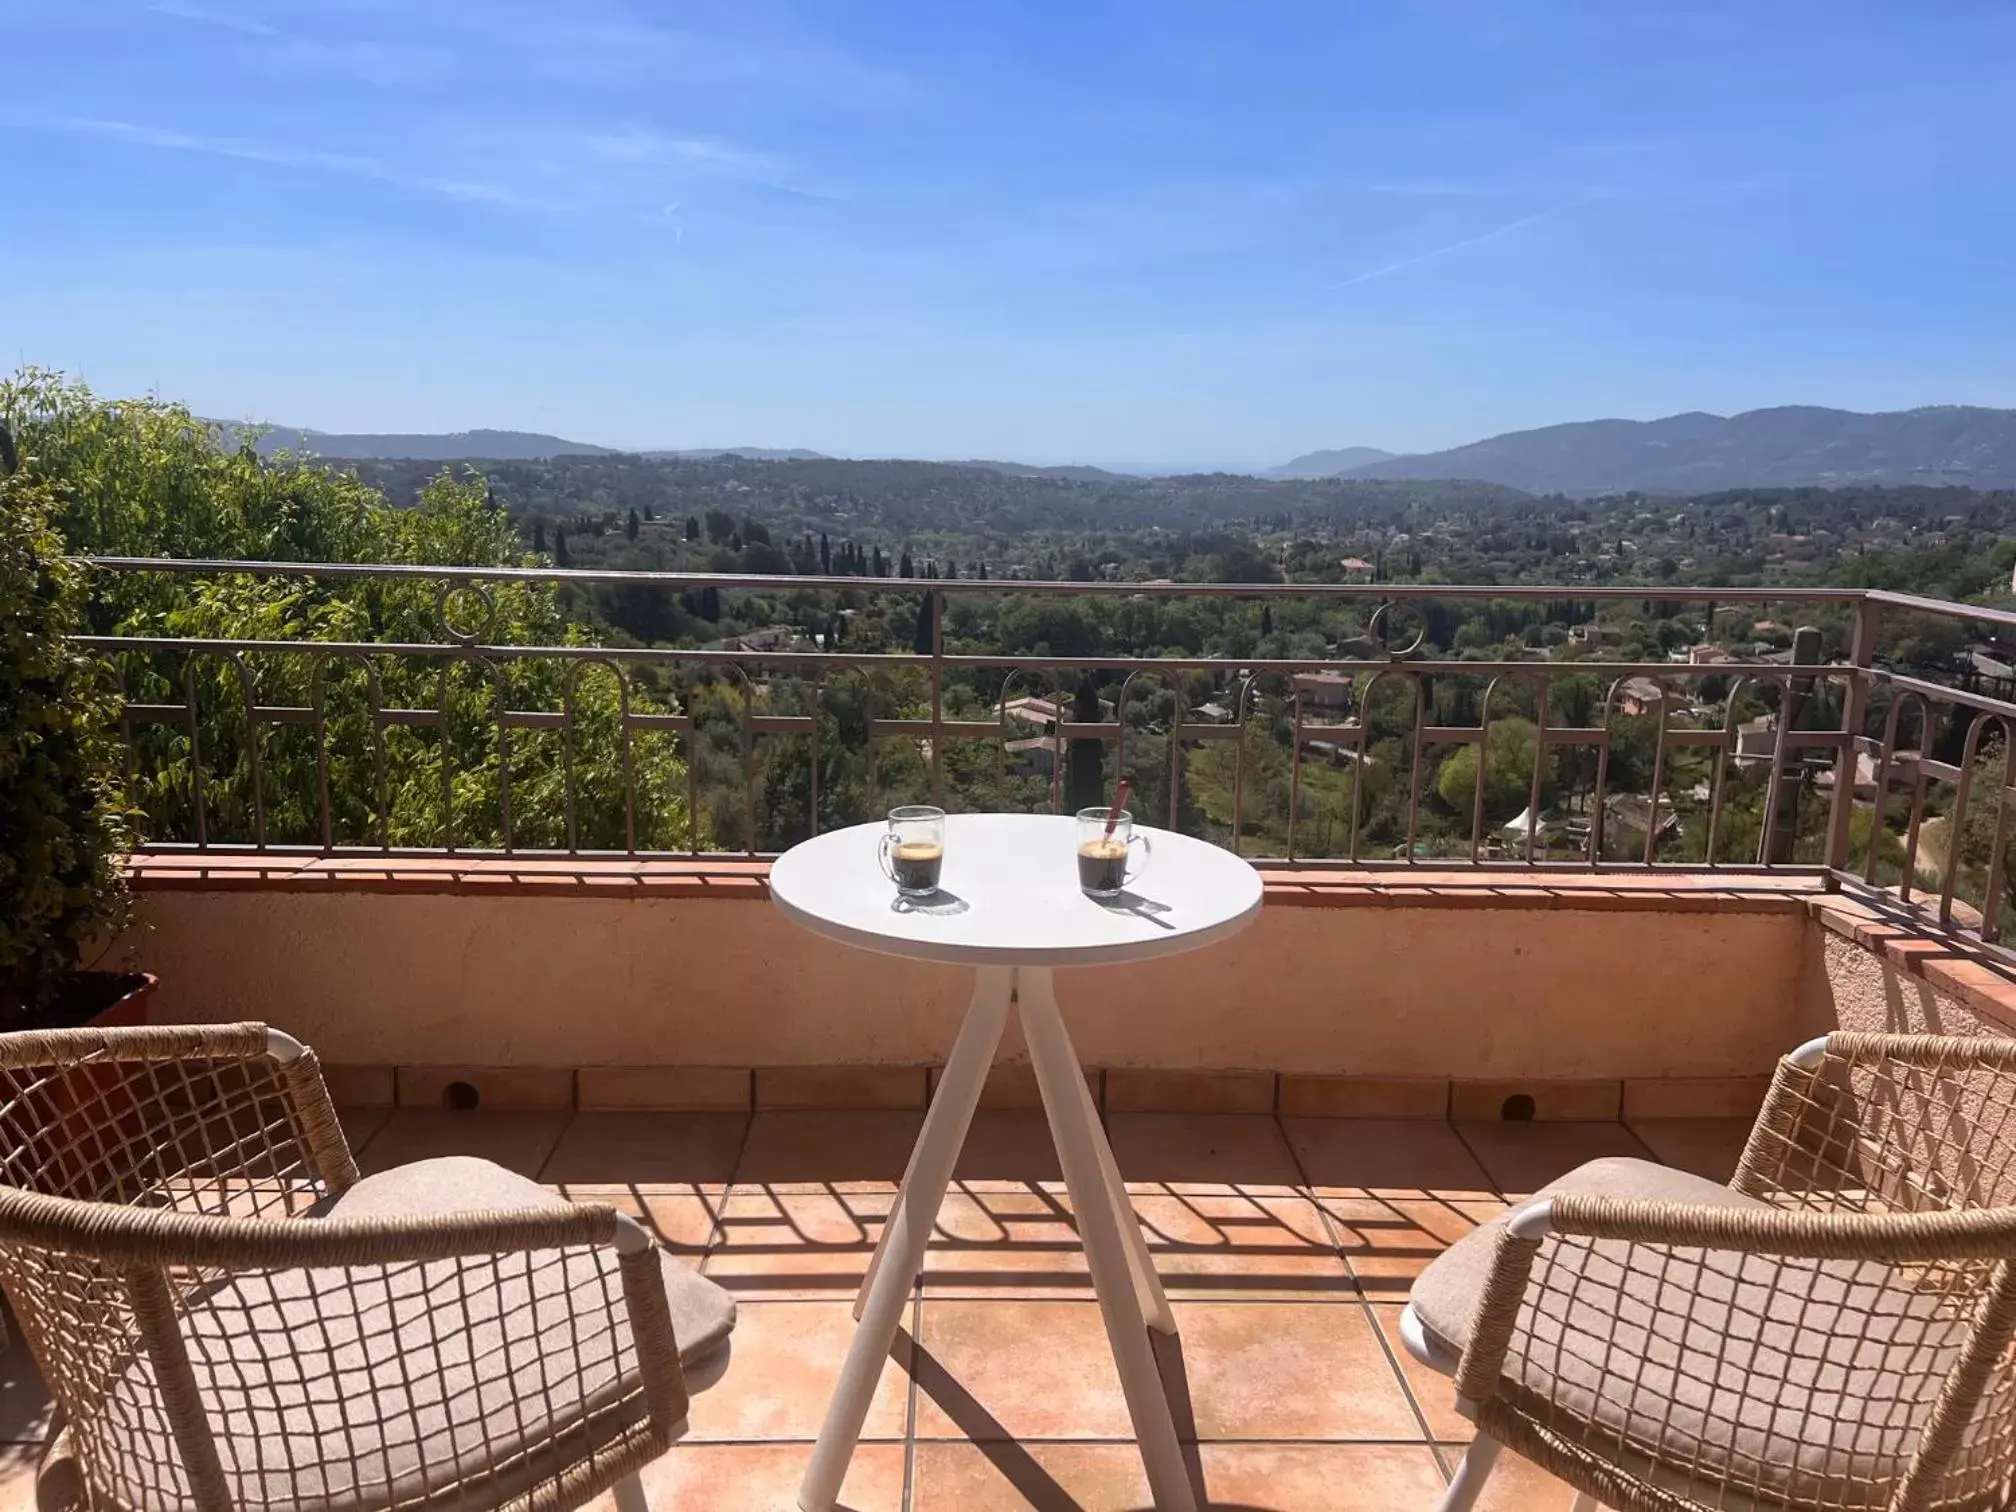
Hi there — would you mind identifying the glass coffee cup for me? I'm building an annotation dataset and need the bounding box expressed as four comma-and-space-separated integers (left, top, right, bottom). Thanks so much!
879, 805, 947, 896
1076, 807, 1151, 897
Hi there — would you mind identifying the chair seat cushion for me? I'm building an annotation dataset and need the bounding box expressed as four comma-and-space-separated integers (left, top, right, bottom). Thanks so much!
1410, 1157, 1961, 1506
95, 1157, 734, 1512
326, 1157, 736, 1370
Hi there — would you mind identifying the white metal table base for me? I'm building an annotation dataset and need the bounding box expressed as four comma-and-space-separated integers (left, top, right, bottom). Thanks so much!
798, 964, 1195, 1512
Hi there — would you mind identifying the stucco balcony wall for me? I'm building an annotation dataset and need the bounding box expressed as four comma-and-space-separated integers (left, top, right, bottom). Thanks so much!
114, 860, 1869, 1092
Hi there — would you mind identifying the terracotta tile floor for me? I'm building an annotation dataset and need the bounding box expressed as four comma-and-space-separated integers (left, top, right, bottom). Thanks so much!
0, 1108, 1757, 1511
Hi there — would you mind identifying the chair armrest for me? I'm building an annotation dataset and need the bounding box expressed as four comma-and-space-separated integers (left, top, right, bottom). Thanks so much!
0, 1023, 275, 1069
611, 1214, 692, 1434
0, 1186, 620, 1268
1548, 1191, 2016, 1261
1450, 1191, 2016, 1404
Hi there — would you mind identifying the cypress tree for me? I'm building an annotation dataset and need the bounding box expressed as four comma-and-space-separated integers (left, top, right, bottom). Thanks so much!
1066, 678, 1106, 812
820, 533, 831, 572
626, 508, 640, 541
554, 528, 570, 567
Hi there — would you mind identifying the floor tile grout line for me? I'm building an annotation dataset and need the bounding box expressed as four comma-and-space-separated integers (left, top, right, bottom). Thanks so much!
1617, 1117, 1663, 1161
675, 1434, 1457, 1447
1447, 1120, 1516, 1203
705, 1111, 759, 1260
528, 1109, 576, 1185
1271, 1114, 1451, 1483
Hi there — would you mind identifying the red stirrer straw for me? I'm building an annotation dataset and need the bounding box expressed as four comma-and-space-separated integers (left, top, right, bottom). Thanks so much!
1104, 778, 1131, 838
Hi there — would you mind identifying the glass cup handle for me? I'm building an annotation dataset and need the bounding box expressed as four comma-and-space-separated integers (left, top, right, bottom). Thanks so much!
878, 832, 897, 881
1126, 832, 1152, 884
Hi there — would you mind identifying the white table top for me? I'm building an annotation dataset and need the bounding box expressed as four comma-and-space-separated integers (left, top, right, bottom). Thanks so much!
769, 813, 1263, 967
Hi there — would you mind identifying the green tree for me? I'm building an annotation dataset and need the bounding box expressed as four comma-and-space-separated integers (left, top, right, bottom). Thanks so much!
1435, 717, 1552, 826
0, 453, 133, 1020
0, 371, 700, 855
1066, 678, 1106, 812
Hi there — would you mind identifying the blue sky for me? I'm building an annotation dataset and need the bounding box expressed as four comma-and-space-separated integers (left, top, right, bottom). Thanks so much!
5, 2, 2015, 470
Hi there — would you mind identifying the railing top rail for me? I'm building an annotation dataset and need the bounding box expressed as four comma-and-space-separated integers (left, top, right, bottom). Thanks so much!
75, 556, 1870, 603
69, 635, 1849, 679
1866, 587, 2016, 630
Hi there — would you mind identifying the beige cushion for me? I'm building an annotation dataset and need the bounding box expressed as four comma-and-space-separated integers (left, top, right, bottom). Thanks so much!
94, 1157, 734, 1512
1410, 1157, 1960, 1506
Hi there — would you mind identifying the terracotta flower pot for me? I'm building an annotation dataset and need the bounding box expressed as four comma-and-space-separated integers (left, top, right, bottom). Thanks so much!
52, 970, 156, 1029
1, 973, 158, 1199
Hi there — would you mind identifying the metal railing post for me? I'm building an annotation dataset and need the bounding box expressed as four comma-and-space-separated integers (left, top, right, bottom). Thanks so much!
1764, 626, 1823, 866
1823, 599, 1879, 877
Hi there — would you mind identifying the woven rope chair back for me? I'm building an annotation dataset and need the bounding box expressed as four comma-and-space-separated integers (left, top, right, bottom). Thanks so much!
0, 1026, 671, 1512
0, 1025, 347, 1512
1716, 1033, 2016, 1510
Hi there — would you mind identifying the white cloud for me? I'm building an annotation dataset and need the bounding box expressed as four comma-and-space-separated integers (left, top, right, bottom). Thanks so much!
1327, 197, 1603, 290
40, 115, 544, 209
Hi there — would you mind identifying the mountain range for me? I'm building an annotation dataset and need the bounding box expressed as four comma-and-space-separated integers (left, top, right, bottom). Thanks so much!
1270, 446, 1397, 477
241, 426, 830, 464
229, 403, 2016, 495
245, 427, 615, 461
1296, 406, 2016, 495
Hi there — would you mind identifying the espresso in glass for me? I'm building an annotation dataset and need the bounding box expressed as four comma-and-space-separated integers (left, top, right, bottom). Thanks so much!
1074, 806, 1150, 898
1076, 837, 1130, 894
888, 840, 944, 893
879, 805, 948, 897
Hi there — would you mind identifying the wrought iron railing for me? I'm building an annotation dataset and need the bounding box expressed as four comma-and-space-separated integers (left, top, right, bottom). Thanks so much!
71, 558, 2016, 959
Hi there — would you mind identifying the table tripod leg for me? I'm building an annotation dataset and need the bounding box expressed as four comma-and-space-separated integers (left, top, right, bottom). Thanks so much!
800, 965, 1012, 1512
1022, 967, 1197, 1512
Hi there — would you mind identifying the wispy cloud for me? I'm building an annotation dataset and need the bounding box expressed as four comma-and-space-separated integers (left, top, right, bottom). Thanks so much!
1327, 196, 1603, 290
36, 115, 544, 209
146, 1, 279, 39
574, 127, 843, 203
1362, 179, 1511, 198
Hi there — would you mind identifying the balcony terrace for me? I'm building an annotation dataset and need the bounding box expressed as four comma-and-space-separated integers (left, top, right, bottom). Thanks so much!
7, 565, 2016, 1511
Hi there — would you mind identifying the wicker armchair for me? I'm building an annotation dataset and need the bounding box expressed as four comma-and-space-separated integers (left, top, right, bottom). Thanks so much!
1404, 1032, 2016, 1512
0, 1023, 735, 1512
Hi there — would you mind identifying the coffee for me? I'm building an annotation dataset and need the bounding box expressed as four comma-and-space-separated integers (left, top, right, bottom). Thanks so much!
1077, 837, 1130, 895
890, 840, 944, 894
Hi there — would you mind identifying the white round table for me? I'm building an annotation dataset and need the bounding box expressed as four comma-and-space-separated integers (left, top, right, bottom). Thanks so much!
774, 814, 1261, 1512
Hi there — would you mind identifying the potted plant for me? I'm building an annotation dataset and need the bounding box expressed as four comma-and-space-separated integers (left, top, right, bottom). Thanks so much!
0, 422, 147, 1030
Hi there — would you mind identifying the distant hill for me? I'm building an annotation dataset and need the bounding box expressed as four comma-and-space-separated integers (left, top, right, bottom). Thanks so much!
640, 447, 829, 462
247, 427, 615, 461
1336, 406, 2016, 495
951, 459, 1122, 481
1271, 446, 1397, 477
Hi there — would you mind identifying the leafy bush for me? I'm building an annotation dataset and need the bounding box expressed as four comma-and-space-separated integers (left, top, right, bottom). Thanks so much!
0, 432, 134, 1022
0, 371, 702, 855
